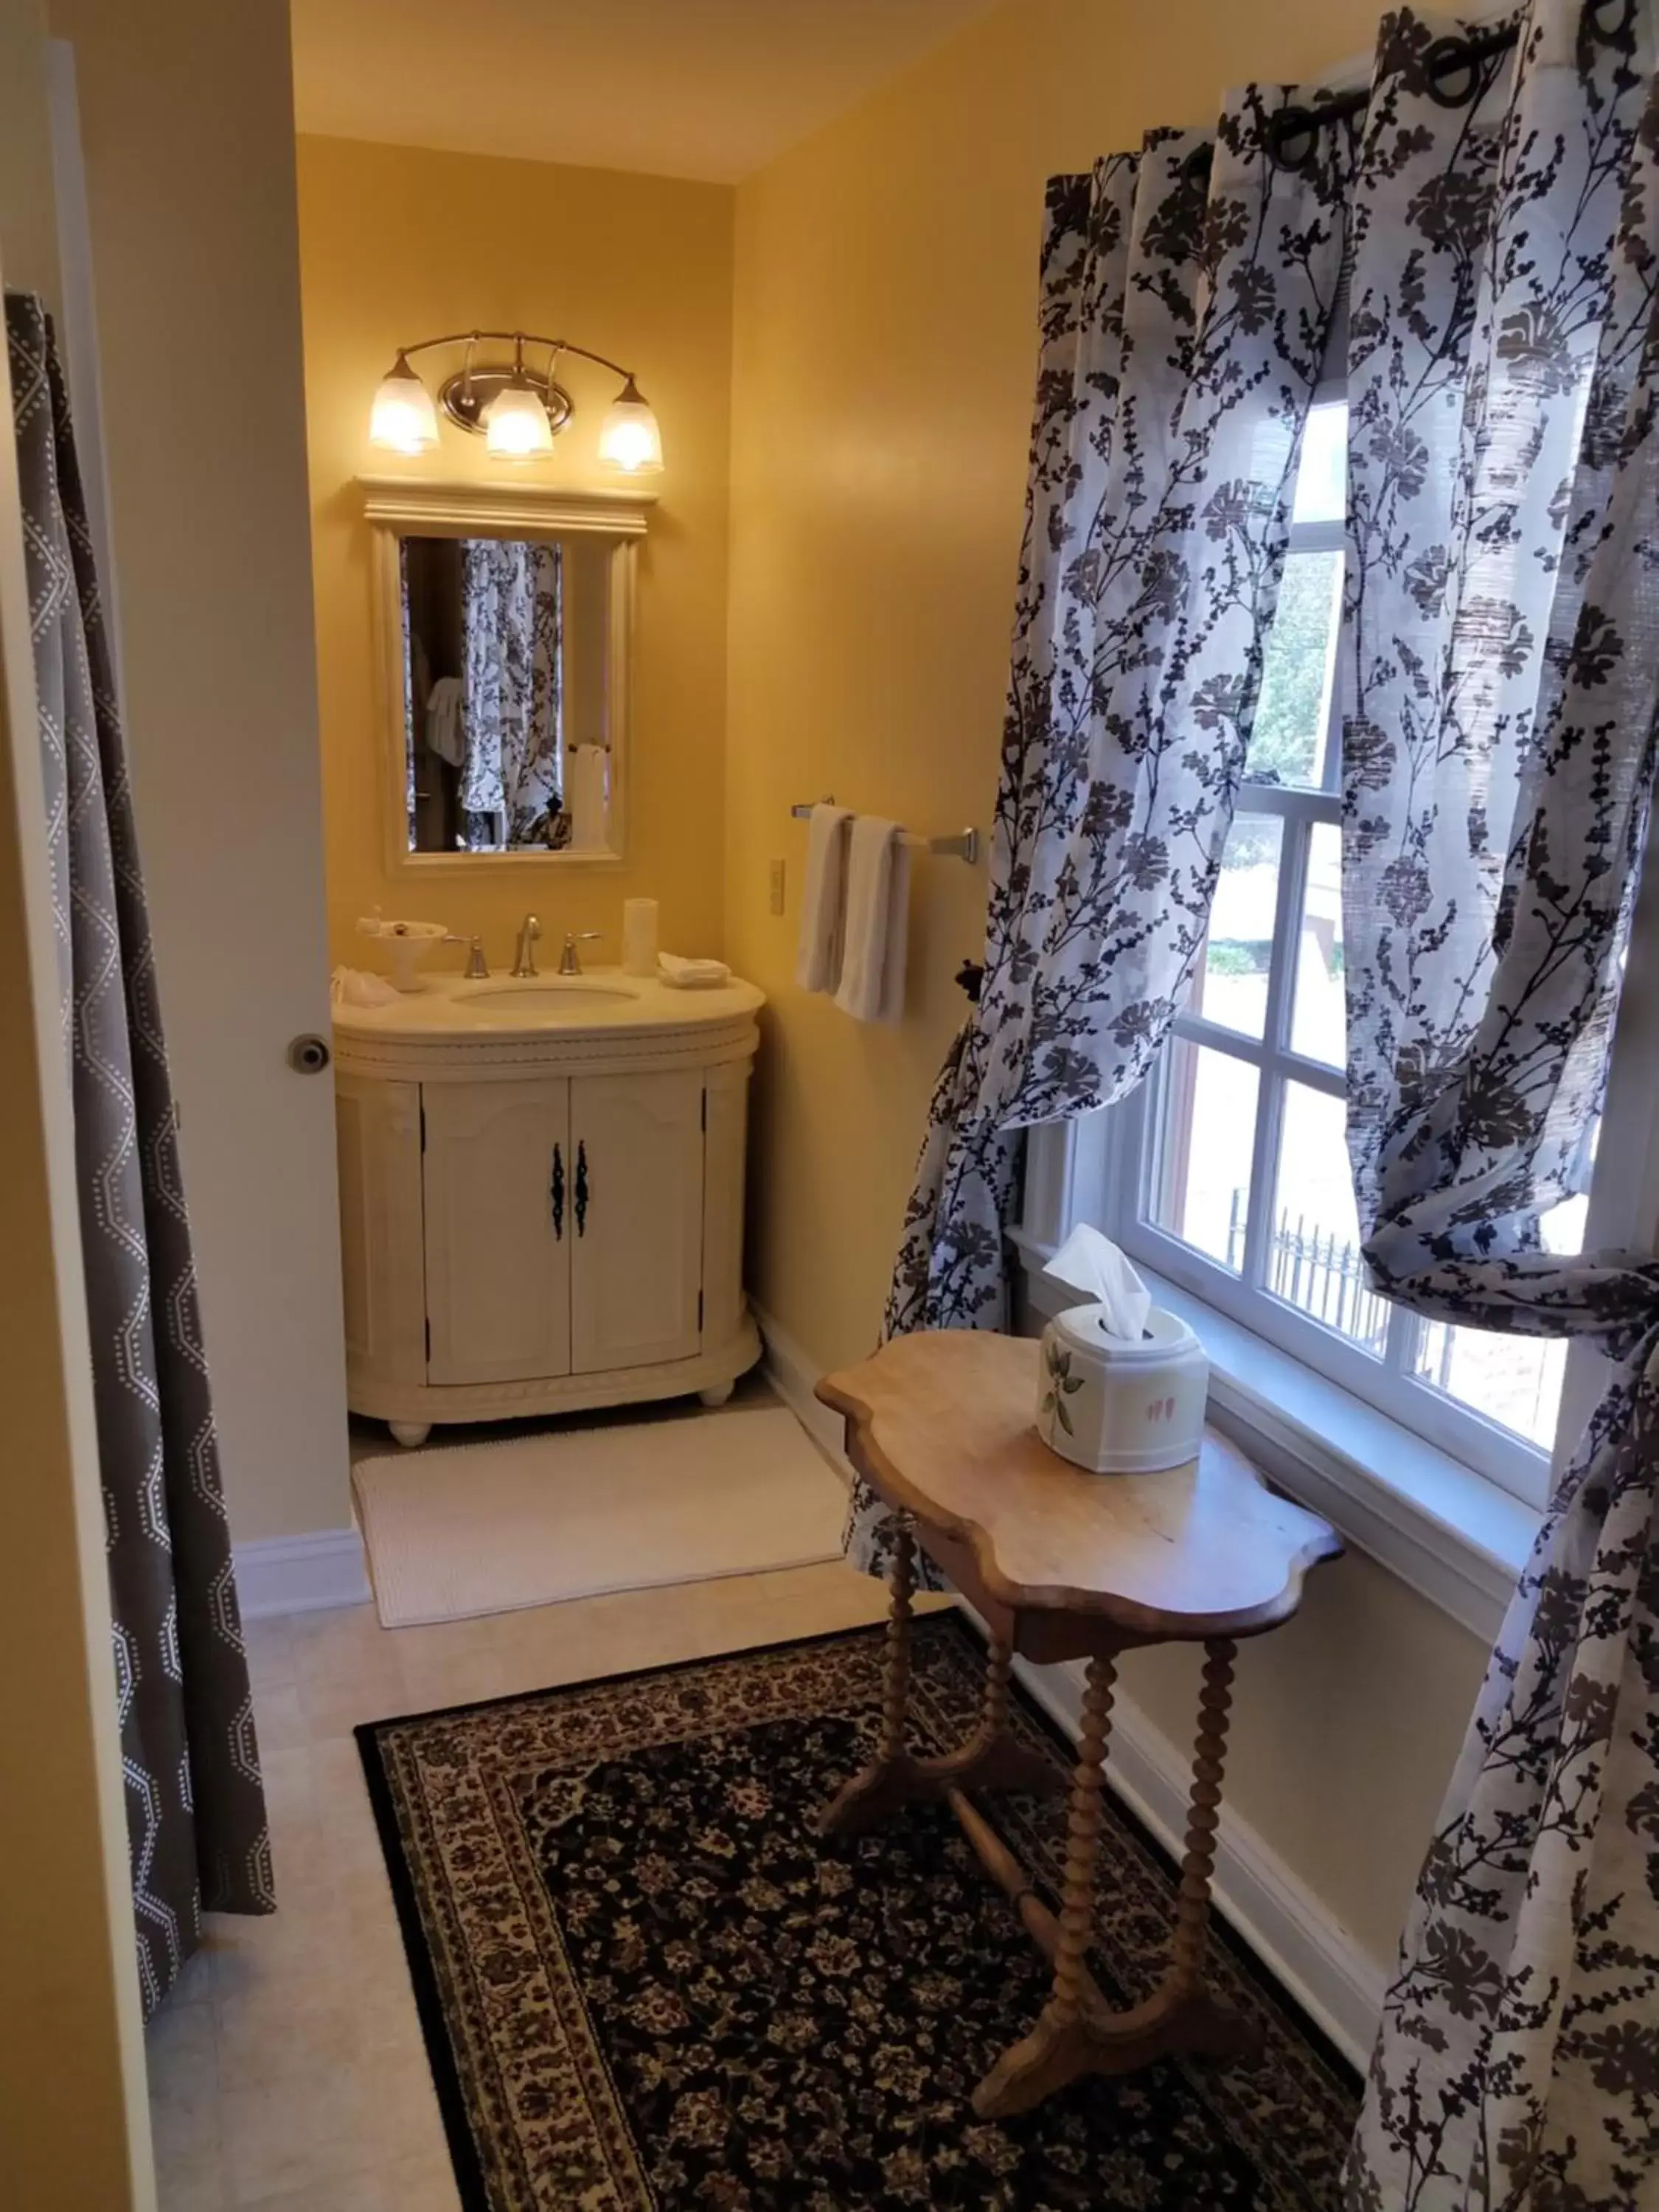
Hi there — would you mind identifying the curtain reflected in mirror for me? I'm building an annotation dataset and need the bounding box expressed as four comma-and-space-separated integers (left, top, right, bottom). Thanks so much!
401, 532, 613, 854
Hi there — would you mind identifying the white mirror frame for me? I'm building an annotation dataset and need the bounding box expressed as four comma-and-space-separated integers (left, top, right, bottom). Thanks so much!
359, 475, 653, 874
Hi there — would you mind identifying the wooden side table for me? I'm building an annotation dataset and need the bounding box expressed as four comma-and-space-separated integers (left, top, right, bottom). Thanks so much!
816, 1328, 1341, 2121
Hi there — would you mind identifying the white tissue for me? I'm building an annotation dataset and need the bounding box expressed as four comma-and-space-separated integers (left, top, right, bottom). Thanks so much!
1041, 1224, 1152, 1343
330, 964, 401, 1008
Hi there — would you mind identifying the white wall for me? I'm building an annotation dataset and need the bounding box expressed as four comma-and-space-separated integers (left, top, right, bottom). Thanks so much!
50, 0, 351, 1544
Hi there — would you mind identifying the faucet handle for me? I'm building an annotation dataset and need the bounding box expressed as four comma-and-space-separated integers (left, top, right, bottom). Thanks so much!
558, 929, 605, 976
445, 932, 490, 980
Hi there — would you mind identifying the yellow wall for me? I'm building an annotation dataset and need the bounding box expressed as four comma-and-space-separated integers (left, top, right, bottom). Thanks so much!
0, 3, 153, 2199
726, 0, 1489, 1978
296, 136, 734, 970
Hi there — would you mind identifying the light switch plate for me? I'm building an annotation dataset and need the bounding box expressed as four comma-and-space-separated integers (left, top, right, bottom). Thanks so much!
768, 859, 786, 916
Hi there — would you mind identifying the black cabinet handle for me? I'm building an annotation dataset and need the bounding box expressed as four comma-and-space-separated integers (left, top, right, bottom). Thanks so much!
574, 1139, 589, 1237
550, 1142, 565, 1239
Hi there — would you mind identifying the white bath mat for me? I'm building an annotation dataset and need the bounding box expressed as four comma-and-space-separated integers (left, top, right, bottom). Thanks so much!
351, 1405, 849, 1629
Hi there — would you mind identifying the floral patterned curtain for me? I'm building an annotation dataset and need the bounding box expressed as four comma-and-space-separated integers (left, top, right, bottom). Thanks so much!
460, 538, 563, 846
852, 95, 1354, 1565
7, 291, 271, 2016
1342, 5, 1659, 2205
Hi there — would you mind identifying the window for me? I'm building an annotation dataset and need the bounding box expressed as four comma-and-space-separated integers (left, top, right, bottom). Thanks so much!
1096, 392, 1587, 1508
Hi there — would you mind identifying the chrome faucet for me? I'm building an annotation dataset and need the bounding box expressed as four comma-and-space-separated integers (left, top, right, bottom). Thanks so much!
558, 930, 603, 976
511, 914, 541, 978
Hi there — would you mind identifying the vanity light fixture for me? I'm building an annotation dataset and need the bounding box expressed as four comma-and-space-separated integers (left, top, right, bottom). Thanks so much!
596, 376, 664, 473
366, 328, 664, 472
481, 338, 557, 460
368, 352, 440, 456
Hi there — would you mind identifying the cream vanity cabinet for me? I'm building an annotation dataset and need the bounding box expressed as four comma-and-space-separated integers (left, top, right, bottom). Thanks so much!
332, 975, 762, 1445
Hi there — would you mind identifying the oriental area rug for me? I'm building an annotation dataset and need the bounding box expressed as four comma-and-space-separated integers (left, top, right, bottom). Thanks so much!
357, 1614, 1359, 2209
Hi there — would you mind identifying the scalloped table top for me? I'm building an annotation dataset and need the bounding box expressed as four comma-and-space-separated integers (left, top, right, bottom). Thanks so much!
818, 1330, 1341, 1644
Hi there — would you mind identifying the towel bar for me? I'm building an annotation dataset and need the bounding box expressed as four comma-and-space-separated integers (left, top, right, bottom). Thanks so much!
789, 799, 980, 865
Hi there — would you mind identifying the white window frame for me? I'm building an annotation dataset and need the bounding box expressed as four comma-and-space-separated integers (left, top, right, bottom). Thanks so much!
1016, 383, 1659, 1621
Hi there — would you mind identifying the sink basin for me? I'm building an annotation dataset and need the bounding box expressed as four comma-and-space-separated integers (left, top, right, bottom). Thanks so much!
453, 981, 641, 1021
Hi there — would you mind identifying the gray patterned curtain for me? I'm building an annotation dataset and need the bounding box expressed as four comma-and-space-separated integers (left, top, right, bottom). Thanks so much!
460, 536, 563, 846
1342, 7, 1659, 2205
7, 291, 271, 2018
852, 93, 1354, 1567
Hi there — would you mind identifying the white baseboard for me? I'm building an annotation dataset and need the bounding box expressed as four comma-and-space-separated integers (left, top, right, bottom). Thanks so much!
754, 1302, 858, 1475
754, 1302, 1385, 2070
234, 1526, 370, 1619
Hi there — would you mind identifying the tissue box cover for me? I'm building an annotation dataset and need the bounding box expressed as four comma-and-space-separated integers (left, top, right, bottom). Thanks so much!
1037, 1303, 1208, 1475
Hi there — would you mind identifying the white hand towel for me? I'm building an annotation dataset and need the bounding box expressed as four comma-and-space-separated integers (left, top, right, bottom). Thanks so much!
424, 675, 465, 766
658, 952, 731, 989
834, 816, 911, 1024
795, 804, 852, 992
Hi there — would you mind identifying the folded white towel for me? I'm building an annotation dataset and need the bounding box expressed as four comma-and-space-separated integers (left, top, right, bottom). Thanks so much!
835, 816, 911, 1024
330, 964, 402, 1008
424, 675, 465, 766
658, 952, 731, 990
795, 804, 852, 992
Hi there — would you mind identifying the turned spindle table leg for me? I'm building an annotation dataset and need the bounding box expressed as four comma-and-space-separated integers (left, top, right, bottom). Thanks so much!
1172, 1638, 1235, 1994
972, 1636, 1259, 2119
1159, 1638, 1261, 2062
820, 1517, 920, 1835
821, 1521, 1063, 1839
973, 1652, 1118, 2116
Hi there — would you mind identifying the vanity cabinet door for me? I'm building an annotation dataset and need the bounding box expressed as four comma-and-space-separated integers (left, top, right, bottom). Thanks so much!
422, 1078, 571, 1385
336, 1074, 427, 1387
569, 1071, 704, 1374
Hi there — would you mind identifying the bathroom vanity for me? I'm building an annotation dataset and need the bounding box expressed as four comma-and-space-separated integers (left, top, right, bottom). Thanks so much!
332, 970, 762, 1445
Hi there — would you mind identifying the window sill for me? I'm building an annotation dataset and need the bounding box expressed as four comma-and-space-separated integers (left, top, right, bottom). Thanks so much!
1012, 1229, 1537, 1646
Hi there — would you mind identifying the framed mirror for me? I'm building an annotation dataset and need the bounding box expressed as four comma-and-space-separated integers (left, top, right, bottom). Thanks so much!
361, 477, 652, 868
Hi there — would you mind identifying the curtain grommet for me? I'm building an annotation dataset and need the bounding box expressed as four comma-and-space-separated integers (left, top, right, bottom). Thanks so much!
1585, 0, 1636, 46
1424, 34, 1488, 108
1266, 105, 1318, 173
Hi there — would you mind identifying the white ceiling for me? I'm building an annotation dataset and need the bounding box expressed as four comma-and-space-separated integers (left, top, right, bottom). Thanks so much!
288, 0, 998, 184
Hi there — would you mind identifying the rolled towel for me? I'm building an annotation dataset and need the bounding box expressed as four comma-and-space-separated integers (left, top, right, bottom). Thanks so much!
424, 675, 465, 766
658, 952, 731, 990
834, 815, 911, 1024
567, 745, 610, 850
795, 803, 851, 993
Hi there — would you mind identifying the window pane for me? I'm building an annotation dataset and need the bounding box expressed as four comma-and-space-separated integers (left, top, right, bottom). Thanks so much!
1189, 814, 1281, 1040
1290, 821, 1346, 1066
1148, 1040, 1259, 1273
1266, 1084, 1387, 1353
1292, 400, 1347, 524
1411, 1326, 1568, 1450
1245, 550, 1342, 786
1411, 1195, 1587, 1448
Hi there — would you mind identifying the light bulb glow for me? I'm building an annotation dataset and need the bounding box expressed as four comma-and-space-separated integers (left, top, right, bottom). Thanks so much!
482, 378, 556, 459
369, 363, 439, 454
597, 380, 664, 473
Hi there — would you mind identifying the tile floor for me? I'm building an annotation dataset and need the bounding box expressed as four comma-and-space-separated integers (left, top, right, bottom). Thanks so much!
147, 1548, 924, 2208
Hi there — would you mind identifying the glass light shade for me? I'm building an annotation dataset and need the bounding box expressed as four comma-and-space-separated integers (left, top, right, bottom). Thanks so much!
368, 361, 439, 454
597, 379, 664, 473
482, 378, 555, 459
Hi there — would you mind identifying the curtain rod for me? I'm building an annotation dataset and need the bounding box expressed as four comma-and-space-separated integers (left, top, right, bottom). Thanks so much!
1265, 23, 1519, 170
1259, 3, 1637, 171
